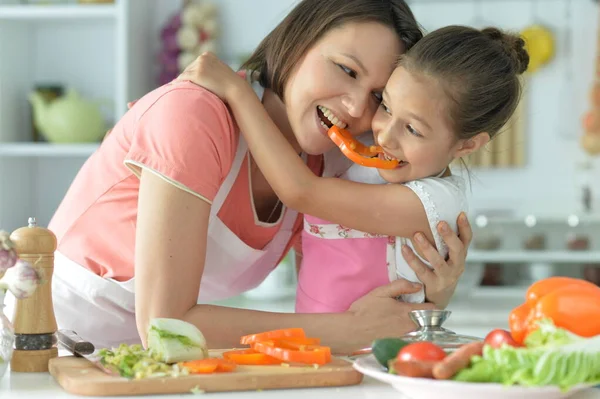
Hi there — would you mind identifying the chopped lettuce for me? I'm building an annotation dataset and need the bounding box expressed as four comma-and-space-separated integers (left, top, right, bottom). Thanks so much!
453, 319, 600, 391
98, 344, 190, 379
97, 318, 208, 379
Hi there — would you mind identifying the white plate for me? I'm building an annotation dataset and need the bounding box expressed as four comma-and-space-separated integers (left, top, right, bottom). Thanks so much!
353, 354, 594, 399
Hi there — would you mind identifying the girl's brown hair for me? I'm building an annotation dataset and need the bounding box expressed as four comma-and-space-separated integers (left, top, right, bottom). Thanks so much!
399, 25, 529, 141
241, 0, 423, 99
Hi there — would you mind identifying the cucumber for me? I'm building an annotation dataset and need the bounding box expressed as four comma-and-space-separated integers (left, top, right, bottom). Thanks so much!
371, 338, 409, 368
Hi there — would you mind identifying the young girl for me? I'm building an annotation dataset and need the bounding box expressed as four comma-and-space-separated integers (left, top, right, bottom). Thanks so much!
181, 25, 528, 312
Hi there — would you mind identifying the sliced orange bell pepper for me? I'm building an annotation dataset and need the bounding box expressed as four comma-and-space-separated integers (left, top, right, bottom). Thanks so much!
253, 340, 332, 365
272, 337, 321, 350
240, 328, 306, 345
525, 276, 599, 308
327, 126, 398, 170
181, 358, 237, 373
222, 349, 282, 365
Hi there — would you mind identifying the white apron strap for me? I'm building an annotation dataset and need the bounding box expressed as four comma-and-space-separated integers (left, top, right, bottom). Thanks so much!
210, 74, 264, 216
210, 137, 247, 216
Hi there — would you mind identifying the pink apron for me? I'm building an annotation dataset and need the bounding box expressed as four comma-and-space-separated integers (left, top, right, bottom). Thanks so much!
295, 165, 451, 313
295, 215, 397, 313
49, 82, 300, 349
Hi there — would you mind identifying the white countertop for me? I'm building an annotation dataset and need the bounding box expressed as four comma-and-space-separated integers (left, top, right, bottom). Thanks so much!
2, 363, 600, 399
1, 297, 600, 398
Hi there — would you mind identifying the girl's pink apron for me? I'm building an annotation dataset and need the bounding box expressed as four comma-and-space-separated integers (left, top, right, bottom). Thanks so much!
50, 82, 300, 349
296, 215, 398, 313
294, 163, 446, 313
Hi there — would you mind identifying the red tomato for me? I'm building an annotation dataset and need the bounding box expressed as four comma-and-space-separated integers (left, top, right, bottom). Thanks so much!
397, 342, 447, 362
484, 329, 521, 348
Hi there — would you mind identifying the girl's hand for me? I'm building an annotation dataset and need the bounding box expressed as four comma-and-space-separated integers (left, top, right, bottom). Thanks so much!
176, 52, 245, 102
403, 212, 472, 308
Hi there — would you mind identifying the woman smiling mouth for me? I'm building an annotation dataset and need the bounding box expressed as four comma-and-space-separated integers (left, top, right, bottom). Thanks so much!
316, 105, 348, 136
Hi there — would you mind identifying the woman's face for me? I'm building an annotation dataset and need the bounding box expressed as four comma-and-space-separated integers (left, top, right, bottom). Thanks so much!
283, 22, 403, 155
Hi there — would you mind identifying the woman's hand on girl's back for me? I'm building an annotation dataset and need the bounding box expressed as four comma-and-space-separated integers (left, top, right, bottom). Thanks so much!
402, 212, 473, 308
176, 52, 245, 102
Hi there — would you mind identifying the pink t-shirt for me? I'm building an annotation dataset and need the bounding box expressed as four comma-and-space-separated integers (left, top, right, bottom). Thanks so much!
49, 80, 322, 281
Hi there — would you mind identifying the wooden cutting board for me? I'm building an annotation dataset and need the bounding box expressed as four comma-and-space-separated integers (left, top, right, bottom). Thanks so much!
48, 350, 364, 396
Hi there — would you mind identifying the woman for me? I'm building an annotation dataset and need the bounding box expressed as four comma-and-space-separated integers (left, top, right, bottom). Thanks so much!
48, 0, 472, 354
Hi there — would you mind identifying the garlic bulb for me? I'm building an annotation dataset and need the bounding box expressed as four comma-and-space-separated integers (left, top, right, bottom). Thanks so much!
0, 249, 17, 275
0, 231, 17, 274
0, 231, 13, 251
0, 260, 40, 299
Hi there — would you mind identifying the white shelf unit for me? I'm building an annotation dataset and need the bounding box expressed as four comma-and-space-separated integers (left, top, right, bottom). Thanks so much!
467, 212, 600, 270
0, 0, 155, 232
467, 250, 600, 264
0, 3, 116, 19
0, 142, 99, 157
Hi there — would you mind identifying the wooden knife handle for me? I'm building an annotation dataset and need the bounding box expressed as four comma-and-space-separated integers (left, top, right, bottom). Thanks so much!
57, 329, 95, 356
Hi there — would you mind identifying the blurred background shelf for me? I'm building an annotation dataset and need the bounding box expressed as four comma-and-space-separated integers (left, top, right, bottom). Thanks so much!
0, 4, 116, 20
467, 250, 600, 263
0, 142, 100, 157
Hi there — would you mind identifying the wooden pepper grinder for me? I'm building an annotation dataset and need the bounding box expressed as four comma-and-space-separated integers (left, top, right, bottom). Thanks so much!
10, 217, 58, 372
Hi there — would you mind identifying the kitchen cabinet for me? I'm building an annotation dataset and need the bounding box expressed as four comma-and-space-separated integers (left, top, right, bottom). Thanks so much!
0, 0, 154, 231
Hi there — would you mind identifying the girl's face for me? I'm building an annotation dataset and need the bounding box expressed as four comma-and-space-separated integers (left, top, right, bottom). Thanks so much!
283, 22, 403, 155
372, 66, 472, 184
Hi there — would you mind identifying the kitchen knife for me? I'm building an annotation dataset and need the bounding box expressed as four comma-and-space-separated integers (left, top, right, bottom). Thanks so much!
56, 329, 119, 376
349, 347, 372, 358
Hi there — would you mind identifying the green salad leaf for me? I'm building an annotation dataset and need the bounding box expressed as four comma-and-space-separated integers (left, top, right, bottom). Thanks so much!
453, 319, 600, 391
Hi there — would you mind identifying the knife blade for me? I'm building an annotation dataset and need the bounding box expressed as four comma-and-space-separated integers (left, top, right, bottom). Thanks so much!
56, 329, 120, 376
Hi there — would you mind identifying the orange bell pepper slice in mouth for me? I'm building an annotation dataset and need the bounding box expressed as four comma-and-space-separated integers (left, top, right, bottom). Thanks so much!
222, 349, 282, 365
181, 358, 237, 373
327, 125, 399, 170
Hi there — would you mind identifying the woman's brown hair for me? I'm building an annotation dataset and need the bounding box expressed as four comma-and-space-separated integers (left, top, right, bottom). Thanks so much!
399, 25, 529, 141
241, 0, 422, 99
